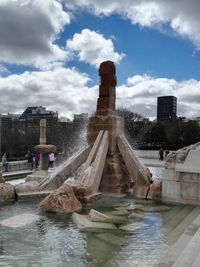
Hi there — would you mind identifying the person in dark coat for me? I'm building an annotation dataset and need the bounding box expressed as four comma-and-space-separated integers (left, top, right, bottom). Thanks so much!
159, 148, 164, 161
26, 151, 34, 171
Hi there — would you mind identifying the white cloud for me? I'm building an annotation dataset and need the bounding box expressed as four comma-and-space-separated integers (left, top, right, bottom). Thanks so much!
0, 64, 9, 75
0, 0, 70, 68
66, 29, 125, 67
1, 69, 200, 120
0, 67, 97, 119
117, 74, 200, 119
63, 0, 200, 50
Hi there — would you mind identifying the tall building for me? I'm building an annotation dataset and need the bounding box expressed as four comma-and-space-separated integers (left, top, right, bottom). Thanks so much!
157, 96, 177, 122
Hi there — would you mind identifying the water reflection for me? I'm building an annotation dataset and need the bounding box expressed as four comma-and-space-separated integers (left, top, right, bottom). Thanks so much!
0, 195, 177, 266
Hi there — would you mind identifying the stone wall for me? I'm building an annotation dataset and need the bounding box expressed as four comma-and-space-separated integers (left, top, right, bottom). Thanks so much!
162, 142, 200, 205
0, 160, 28, 172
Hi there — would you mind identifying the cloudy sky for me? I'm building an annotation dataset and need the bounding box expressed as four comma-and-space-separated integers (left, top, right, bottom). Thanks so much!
1, 0, 200, 119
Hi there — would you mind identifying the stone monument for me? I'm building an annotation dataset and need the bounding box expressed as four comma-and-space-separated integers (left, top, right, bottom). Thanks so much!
25, 119, 56, 183
87, 61, 131, 193
34, 119, 56, 176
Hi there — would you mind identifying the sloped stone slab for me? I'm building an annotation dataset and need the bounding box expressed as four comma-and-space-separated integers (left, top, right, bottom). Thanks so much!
89, 209, 128, 224
103, 210, 129, 216
95, 233, 124, 246
0, 213, 41, 228
119, 222, 147, 232
72, 212, 117, 232
137, 205, 171, 212
129, 212, 145, 220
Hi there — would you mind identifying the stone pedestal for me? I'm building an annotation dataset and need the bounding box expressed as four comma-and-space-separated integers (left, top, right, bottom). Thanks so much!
87, 115, 124, 155
99, 150, 131, 193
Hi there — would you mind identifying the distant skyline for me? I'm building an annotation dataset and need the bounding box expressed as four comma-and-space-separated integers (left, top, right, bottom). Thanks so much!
0, 0, 200, 119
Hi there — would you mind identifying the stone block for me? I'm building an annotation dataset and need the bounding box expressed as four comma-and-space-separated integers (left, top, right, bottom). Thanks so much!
0, 183, 15, 201
72, 212, 117, 232
15, 181, 39, 194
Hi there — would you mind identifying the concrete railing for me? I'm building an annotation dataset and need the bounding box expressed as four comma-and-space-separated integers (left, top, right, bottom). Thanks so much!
0, 160, 29, 172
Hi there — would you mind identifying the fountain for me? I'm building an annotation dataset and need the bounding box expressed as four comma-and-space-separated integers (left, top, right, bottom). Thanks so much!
1, 61, 200, 266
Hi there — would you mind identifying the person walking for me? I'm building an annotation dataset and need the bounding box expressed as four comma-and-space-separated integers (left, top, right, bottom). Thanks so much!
35, 152, 40, 168
49, 152, 56, 168
159, 148, 164, 161
26, 151, 34, 171
2, 153, 8, 172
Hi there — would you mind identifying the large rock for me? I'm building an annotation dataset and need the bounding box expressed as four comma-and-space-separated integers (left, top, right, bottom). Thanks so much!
165, 142, 200, 168
37, 184, 82, 213
15, 181, 39, 194
0, 183, 15, 201
148, 179, 162, 201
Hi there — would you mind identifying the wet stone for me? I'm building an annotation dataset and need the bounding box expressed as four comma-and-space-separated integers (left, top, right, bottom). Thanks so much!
119, 222, 147, 232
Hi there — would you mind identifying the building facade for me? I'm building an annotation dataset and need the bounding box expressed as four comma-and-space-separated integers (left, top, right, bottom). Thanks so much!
157, 96, 177, 122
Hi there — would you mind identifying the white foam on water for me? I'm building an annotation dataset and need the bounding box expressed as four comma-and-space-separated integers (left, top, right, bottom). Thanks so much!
0, 213, 41, 228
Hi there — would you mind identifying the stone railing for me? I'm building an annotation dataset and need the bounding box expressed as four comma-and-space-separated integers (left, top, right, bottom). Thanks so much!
0, 160, 28, 172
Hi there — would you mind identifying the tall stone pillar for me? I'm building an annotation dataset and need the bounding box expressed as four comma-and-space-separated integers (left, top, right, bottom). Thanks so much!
40, 119, 46, 145
87, 61, 124, 155
87, 61, 130, 193
34, 119, 56, 175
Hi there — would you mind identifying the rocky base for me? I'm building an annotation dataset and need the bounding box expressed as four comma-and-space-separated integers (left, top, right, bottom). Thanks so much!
37, 184, 82, 213
15, 181, 39, 194
0, 183, 15, 201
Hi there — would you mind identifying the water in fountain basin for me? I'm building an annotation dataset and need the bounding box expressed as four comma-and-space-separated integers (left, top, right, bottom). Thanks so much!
0, 194, 184, 267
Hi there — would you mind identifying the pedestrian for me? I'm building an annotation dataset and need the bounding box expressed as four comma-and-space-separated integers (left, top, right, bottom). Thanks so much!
34, 152, 40, 168
49, 152, 56, 168
2, 153, 8, 172
26, 151, 34, 171
159, 148, 164, 161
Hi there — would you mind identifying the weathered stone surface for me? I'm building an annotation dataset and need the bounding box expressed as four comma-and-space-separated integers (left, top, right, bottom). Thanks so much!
163, 142, 200, 205
39, 146, 91, 190
78, 192, 102, 204
0, 213, 41, 228
99, 149, 131, 193
119, 222, 147, 232
0, 183, 15, 201
87, 115, 124, 155
15, 181, 39, 194
34, 144, 57, 154
0, 172, 5, 183
148, 179, 162, 201
88, 209, 128, 224
96, 232, 124, 246
37, 184, 82, 213
39, 119, 46, 145
118, 135, 150, 198
103, 209, 129, 216
17, 191, 52, 201
25, 174, 45, 183
96, 60, 116, 116
165, 142, 200, 167
72, 212, 117, 232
